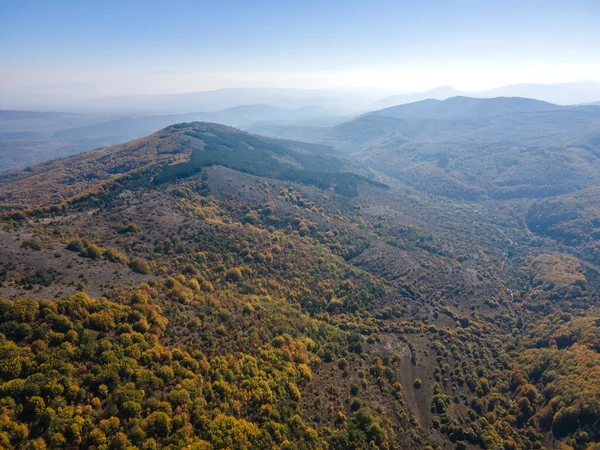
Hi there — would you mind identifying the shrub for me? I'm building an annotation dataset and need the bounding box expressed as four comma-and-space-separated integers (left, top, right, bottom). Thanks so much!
104, 247, 128, 263
21, 238, 43, 251
130, 258, 151, 274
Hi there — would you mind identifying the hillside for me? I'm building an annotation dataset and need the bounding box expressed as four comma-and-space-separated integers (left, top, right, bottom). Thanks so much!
527, 186, 600, 263
0, 122, 381, 209
1, 122, 600, 449
6, 0, 600, 447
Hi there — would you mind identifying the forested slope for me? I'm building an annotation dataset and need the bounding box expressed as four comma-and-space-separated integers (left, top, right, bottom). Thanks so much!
0, 122, 599, 449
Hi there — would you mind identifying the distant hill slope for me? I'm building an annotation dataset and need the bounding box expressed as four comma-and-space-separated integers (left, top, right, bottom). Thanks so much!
316, 101, 600, 150
0, 122, 381, 208
527, 186, 600, 263
257, 98, 600, 200
368, 96, 562, 120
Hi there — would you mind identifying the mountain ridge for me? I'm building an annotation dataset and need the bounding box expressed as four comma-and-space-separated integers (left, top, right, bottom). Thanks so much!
0, 121, 382, 209
367, 96, 562, 120
373, 81, 600, 109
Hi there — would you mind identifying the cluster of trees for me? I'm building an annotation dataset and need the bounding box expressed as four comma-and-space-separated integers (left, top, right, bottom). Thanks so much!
525, 253, 589, 307
517, 313, 600, 448
384, 318, 547, 449
0, 173, 411, 448
64, 237, 153, 275
0, 290, 326, 449
526, 187, 600, 266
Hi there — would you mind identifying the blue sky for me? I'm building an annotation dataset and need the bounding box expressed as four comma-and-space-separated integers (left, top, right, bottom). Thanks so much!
1, 0, 599, 98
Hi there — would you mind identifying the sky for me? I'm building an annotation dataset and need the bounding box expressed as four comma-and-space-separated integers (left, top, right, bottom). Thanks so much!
1, 0, 600, 104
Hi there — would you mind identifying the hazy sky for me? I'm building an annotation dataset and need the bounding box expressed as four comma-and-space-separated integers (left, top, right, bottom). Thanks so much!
2, 0, 600, 100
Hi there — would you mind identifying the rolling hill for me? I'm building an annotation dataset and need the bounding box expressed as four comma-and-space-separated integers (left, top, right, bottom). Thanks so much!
0, 122, 380, 209
2, 119, 600, 449
527, 186, 600, 263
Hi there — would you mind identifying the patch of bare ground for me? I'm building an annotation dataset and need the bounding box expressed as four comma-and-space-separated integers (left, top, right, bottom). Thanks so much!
0, 228, 149, 299
0, 188, 190, 299
203, 165, 354, 229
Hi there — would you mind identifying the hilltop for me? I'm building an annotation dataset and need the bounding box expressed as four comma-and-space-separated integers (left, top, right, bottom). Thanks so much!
0, 122, 379, 209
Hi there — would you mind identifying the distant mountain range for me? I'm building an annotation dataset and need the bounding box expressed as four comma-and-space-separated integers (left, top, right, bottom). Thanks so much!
367, 96, 561, 120
479, 81, 600, 105
0, 86, 372, 113
78, 82, 600, 115
251, 96, 600, 145
371, 86, 465, 109
0, 110, 75, 121
373, 81, 600, 109
52, 104, 349, 141
68, 87, 385, 115
5, 82, 600, 115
